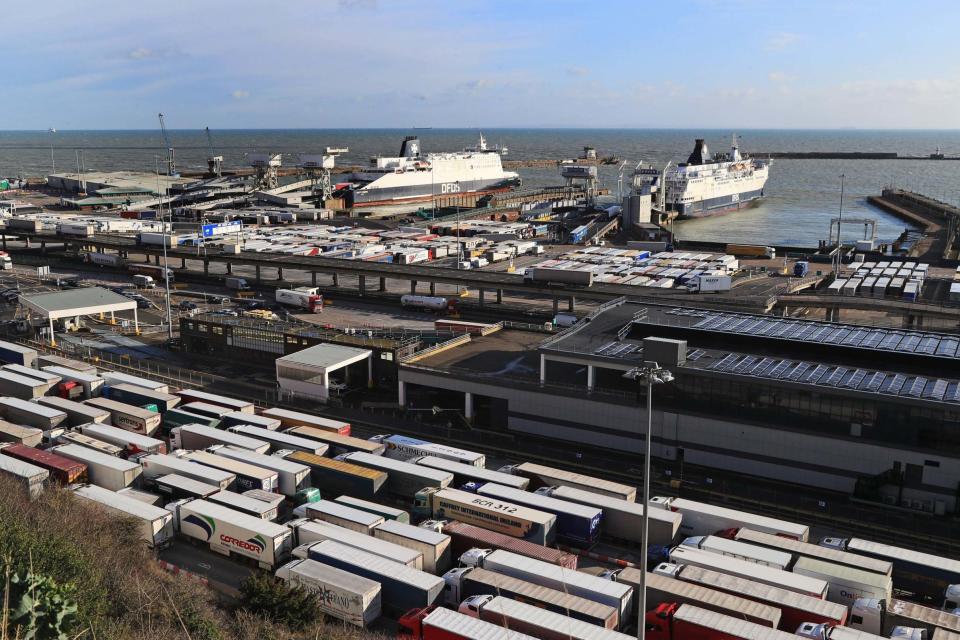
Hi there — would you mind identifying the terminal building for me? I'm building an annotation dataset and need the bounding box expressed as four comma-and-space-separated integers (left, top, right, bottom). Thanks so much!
398, 299, 960, 515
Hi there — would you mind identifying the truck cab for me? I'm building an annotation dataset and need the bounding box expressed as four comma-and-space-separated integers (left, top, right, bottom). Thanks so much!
943, 584, 960, 611
645, 602, 680, 640
889, 629, 926, 640
458, 594, 492, 618
458, 548, 492, 568
397, 606, 432, 640
412, 486, 440, 518
795, 622, 832, 639
442, 567, 471, 605
849, 598, 884, 634
132, 274, 155, 289
418, 519, 446, 533
0, 252, 12, 270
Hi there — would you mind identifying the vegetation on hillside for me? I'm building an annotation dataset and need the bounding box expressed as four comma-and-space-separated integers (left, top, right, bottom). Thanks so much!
0, 477, 383, 640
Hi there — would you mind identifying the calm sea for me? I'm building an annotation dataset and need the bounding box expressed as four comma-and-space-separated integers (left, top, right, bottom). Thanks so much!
2, 128, 960, 246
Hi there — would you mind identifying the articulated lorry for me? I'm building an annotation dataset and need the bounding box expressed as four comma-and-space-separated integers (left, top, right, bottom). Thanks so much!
276, 558, 381, 627
73, 484, 173, 548
523, 267, 593, 286
459, 595, 633, 640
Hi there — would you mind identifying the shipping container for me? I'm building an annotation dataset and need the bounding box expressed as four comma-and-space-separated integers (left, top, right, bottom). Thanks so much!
284, 451, 386, 498
207, 490, 279, 521
467, 549, 633, 619
170, 499, 292, 570
290, 520, 423, 568
338, 451, 452, 498
208, 445, 310, 497
334, 495, 409, 523
0, 340, 37, 367
262, 407, 350, 435
501, 462, 636, 501
41, 367, 104, 398
78, 422, 166, 455
477, 482, 602, 544
286, 426, 381, 455
374, 519, 451, 574
464, 595, 633, 640
84, 397, 161, 435
538, 484, 679, 546
0, 442, 87, 484
105, 384, 180, 413
175, 389, 254, 414
0, 397, 67, 430
304, 499, 384, 535
72, 484, 173, 547
669, 547, 828, 598
0, 453, 48, 499
417, 487, 557, 546
0, 420, 43, 447
440, 520, 576, 569
171, 424, 271, 454
228, 425, 328, 455
154, 474, 219, 501
36, 396, 110, 426
371, 434, 484, 467
276, 559, 381, 627
181, 450, 279, 492
651, 496, 809, 541
298, 540, 443, 616
51, 443, 141, 491
139, 453, 234, 489
99, 372, 169, 394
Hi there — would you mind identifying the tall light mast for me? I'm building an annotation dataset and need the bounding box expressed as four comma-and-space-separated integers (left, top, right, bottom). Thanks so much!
158, 113, 177, 177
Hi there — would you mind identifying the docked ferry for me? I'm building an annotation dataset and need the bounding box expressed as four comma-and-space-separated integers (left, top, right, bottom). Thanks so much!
339, 135, 520, 207
664, 136, 770, 218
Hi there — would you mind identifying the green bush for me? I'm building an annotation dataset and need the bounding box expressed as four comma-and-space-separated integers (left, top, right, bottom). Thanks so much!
3, 567, 79, 640
238, 572, 320, 631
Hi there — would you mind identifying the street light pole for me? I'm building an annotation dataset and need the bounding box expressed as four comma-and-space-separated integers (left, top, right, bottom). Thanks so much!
624, 362, 674, 640
155, 157, 174, 341
834, 173, 845, 276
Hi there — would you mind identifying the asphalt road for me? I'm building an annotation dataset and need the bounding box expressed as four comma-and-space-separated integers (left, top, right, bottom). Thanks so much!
159, 541, 251, 598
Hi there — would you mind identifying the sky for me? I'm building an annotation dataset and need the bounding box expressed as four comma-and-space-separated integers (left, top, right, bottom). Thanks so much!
3, 0, 960, 130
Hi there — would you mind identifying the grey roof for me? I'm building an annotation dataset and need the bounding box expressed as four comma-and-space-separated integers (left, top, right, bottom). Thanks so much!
20, 287, 136, 319
276, 343, 371, 370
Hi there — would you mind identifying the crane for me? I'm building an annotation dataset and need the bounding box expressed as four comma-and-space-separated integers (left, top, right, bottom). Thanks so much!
205, 127, 223, 178
158, 113, 177, 177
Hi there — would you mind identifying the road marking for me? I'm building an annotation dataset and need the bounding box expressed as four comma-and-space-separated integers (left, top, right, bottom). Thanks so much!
198, 562, 211, 570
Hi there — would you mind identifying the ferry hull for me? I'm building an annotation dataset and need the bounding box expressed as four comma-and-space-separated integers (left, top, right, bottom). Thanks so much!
670, 188, 765, 218
346, 177, 520, 208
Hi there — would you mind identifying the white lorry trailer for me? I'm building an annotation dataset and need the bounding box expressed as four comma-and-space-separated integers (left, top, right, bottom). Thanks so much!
651, 496, 810, 541
73, 484, 174, 548
275, 558, 381, 627
51, 443, 141, 491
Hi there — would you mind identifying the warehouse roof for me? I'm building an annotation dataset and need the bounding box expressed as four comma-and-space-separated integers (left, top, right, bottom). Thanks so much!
276, 343, 371, 370
20, 287, 136, 320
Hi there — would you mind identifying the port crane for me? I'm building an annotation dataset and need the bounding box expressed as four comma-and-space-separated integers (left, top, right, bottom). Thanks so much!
158, 113, 177, 176
205, 127, 223, 178
298, 146, 348, 201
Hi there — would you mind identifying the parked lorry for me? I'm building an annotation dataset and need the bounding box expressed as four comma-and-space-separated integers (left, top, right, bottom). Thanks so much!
208, 444, 310, 497
175, 389, 254, 414
0, 443, 87, 484
290, 521, 422, 568
303, 500, 384, 535
0, 370, 50, 399
523, 267, 594, 286
371, 434, 484, 467
154, 474, 218, 502
476, 482, 602, 544
286, 427, 373, 454
276, 288, 323, 312
0, 340, 37, 367
181, 450, 279, 492
56, 431, 123, 457
501, 462, 636, 501
206, 490, 279, 521
36, 396, 110, 427
536, 484, 679, 546
400, 295, 458, 314
820, 537, 960, 603
442, 567, 618, 629
607, 567, 780, 628
645, 603, 798, 640
100, 371, 169, 393
105, 383, 180, 413
298, 540, 443, 617
337, 451, 452, 499
132, 274, 155, 289
669, 546, 828, 599
85, 397, 161, 435
679, 535, 792, 570
178, 401, 232, 421
335, 495, 409, 523
794, 261, 810, 277
51, 443, 141, 491
460, 549, 633, 619
0, 421, 43, 447
228, 425, 328, 455
171, 424, 270, 454
651, 496, 809, 541
414, 487, 557, 546
276, 558, 381, 627
42, 367, 104, 398
438, 520, 577, 569
655, 563, 847, 631
260, 406, 347, 431
414, 456, 528, 490
139, 453, 235, 490
169, 498, 293, 570
686, 275, 732, 293
792, 556, 893, 607
0, 454, 48, 499
722, 528, 893, 577
283, 451, 386, 498
727, 244, 776, 259
847, 598, 960, 636
374, 519, 451, 575
224, 277, 250, 291
2, 364, 60, 389
460, 595, 632, 640
220, 411, 280, 430
0, 397, 67, 430
72, 484, 173, 548
78, 423, 166, 456
400, 606, 539, 640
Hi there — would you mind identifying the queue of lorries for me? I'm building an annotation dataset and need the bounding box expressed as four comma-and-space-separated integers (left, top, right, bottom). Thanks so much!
0, 339, 959, 639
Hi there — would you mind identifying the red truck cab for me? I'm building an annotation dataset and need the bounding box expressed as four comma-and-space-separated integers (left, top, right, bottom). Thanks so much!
397, 607, 431, 639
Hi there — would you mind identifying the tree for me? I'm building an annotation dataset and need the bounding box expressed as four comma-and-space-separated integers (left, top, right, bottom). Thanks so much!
238, 573, 320, 631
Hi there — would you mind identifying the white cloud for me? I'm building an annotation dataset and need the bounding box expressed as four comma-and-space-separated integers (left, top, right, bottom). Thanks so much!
768, 71, 788, 82
127, 47, 154, 59
566, 66, 589, 77
765, 32, 800, 51
231, 90, 250, 99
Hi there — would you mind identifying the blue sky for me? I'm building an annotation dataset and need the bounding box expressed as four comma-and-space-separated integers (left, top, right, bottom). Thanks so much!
4, 0, 959, 129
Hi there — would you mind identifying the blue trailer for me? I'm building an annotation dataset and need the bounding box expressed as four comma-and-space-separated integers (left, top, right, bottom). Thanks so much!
794, 261, 810, 277
105, 383, 181, 413
298, 539, 443, 616
0, 340, 36, 367
476, 482, 602, 544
